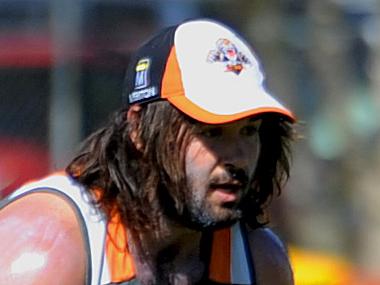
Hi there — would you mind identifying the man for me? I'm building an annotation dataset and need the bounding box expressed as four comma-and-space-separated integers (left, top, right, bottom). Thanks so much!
0, 19, 296, 284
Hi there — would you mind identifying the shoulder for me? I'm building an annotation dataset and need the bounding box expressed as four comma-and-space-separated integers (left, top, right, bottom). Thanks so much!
246, 226, 294, 285
0, 192, 86, 285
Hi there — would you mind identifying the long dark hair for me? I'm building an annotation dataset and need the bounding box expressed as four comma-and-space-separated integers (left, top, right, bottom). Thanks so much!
242, 114, 294, 227
66, 101, 294, 237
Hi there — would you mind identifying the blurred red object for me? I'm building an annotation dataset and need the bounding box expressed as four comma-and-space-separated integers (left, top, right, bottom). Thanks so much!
0, 137, 49, 198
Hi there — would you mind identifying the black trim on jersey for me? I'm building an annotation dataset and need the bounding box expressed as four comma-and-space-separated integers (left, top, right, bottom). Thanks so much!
199, 229, 213, 282
199, 225, 256, 285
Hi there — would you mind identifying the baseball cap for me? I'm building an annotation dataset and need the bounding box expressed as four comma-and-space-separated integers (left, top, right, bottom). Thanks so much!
123, 19, 295, 124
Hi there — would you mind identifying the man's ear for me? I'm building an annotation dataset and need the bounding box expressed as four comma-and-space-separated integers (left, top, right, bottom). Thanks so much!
127, 105, 143, 151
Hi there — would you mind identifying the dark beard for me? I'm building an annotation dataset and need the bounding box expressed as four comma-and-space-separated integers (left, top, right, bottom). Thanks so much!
178, 191, 244, 231
159, 186, 243, 231
179, 166, 250, 231
158, 173, 248, 231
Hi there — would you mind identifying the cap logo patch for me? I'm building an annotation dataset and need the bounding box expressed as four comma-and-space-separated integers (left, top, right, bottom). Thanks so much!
129, 58, 158, 104
207, 39, 251, 75
134, 58, 150, 89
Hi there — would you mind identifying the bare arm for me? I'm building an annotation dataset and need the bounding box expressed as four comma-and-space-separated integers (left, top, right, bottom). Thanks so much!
247, 226, 294, 285
0, 192, 86, 285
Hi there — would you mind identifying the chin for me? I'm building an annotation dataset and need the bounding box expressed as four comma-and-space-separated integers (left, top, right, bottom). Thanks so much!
207, 207, 243, 229
181, 205, 243, 231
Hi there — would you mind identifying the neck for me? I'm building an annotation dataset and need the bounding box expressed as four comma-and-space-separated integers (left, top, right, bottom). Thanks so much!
128, 218, 205, 285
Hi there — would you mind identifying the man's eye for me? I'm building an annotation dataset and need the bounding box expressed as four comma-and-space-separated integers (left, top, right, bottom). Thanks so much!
240, 125, 259, 136
200, 127, 223, 138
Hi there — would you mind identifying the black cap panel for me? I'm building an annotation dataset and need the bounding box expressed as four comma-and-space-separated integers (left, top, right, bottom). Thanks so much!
122, 25, 178, 106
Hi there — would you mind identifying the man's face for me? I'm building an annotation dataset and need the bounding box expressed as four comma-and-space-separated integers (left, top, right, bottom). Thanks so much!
183, 117, 262, 229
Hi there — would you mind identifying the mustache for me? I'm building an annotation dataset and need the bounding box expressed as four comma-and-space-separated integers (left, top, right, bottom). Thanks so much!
209, 165, 249, 188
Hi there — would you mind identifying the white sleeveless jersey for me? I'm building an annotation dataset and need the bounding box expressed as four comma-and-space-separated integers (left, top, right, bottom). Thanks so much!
1, 173, 113, 284
1, 173, 255, 285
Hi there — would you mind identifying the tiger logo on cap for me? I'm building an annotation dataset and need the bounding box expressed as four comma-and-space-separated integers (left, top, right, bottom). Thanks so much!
207, 39, 251, 75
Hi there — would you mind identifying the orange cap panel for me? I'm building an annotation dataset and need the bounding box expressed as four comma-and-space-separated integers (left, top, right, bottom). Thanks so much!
161, 46, 185, 99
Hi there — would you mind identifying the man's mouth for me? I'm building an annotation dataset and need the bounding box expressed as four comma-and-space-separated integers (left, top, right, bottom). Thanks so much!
209, 182, 241, 192
209, 182, 243, 203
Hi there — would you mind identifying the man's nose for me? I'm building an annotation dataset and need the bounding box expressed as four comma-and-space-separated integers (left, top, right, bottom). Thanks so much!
225, 163, 248, 185
218, 139, 248, 171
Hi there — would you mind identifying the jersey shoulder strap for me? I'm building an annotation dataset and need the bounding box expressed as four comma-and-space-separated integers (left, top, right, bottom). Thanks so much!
2, 173, 108, 285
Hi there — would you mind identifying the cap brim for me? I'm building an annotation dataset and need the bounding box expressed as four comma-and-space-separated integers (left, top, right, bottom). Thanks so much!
167, 94, 296, 124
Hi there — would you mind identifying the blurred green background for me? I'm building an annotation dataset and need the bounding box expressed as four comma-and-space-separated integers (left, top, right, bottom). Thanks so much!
1, 1, 380, 284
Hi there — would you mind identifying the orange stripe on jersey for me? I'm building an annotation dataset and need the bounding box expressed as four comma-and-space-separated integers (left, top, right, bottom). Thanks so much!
209, 227, 231, 283
106, 213, 136, 282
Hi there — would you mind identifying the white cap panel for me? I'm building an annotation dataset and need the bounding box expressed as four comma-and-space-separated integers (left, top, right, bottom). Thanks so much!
174, 20, 285, 116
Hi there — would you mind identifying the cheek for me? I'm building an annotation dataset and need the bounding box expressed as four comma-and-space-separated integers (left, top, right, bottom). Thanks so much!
185, 140, 216, 180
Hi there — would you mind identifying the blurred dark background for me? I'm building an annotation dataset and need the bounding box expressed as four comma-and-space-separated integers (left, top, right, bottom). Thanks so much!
1, 1, 380, 284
